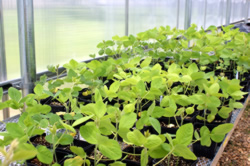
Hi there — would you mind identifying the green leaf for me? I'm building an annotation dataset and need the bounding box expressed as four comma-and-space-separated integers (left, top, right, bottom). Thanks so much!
34, 84, 44, 96
136, 80, 146, 96
110, 81, 120, 93
141, 148, 148, 166
12, 143, 37, 161
186, 107, 194, 115
72, 115, 94, 127
149, 117, 161, 134
58, 134, 74, 145
0, 88, 3, 101
37, 145, 53, 164
144, 135, 162, 149
173, 144, 197, 160
200, 126, 211, 146
231, 102, 243, 109
119, 112, 136, 129
188, 95, 205, 104
80, 122, 100, 144
60, 121, 76, 133
8, 87, 22, 102
70, 146, 86, 158
148, 144, 169, 159
127, 129, 146, 146
140, 57, 152, 68
109, 161, 126, 166
174, 123, 193, 146
210, 123, 233, 143
97, 136, 122, 160
188, 63, 198, 75
52, 163, 60, 166
64, 156, 84, 166
209, 83, 220, 94
39, 119, 49, 128
218, 106, 233, 119
6, 123, 25, 138
151, 106, 165, 118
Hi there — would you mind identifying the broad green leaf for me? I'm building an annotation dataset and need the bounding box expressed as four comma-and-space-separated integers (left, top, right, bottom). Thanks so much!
26, 104, 51, 116
127, 129, 146, 146
148, 144, 169, 158
12, 143, 37, 161
6, 123, 25, 138
144, 135, 162, 149
173, 144, 197, 160
110, 161, 126, 166
39, 119, 49, 128
209, 83, 220, 94
230, 102, 243, 109
188, 95, 205, 104
72, 115, 94, 127
64, 156, 84, 166
37, 145, 53, 164
136, 80, 146, 96
122, 102, 136, 113
141, 148, 148, 166
80, 122, 100, 144
200, 126, 211, 146
70, 146, 86, 158
218, 106, 233, 119
119, 112, 136, 129
8, 87, 22, 102
151, 106, 165, 118
110, 81, 120, 93
140, 57, 152, 68
60, 121, 76, 133
58, 134, 74, 145
34, 84, 44, 96
98, 136, 122, 160
149, 117, 161, 134
174, 123, 193, 146
186, 107, 194, 115
188, 63, 198, 75
210, 123, 233, 142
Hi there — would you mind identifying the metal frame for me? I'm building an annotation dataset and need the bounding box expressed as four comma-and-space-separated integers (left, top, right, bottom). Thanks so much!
204, 0, 207, 29
225, 0, 232, 25
17, 0, 36, 97
0, 0, 10, 119
176, 0, 180, 29
184, 0, 192, 30
125, 0, 129, 36
245, 0, 249, 23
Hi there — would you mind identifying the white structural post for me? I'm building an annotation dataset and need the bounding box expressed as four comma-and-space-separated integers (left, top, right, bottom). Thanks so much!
225, 0, 232, 25
17, 0, 36, 97
125, 0, 129, 36
184, 0, 192, 30
245, 0, 249, 23
0, 0, 9, 119
176, 0, 180, 29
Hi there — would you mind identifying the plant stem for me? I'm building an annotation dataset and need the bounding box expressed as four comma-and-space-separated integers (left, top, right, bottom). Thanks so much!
153, 149, 174, 166
94, 144, 98, 166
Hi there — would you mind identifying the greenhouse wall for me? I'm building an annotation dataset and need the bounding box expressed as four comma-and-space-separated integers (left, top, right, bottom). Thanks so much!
0, 0, 249, 119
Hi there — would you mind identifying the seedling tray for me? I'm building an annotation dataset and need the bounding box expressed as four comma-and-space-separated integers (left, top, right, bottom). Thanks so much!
0, 93, 249, 166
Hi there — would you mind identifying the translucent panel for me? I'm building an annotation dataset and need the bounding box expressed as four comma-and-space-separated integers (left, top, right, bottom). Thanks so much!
231, 0, 245, 22
33, 0, 125, 73
2, 0, 20, 80
129, 0, 183, 34
191, 0, 205, 29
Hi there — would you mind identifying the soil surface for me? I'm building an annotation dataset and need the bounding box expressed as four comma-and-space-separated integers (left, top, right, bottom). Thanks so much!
154, 155, 196, 166
217, 101, 250, 166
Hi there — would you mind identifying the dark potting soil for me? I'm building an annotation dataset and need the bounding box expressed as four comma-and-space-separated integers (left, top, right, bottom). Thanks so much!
32, 135, 51, 147
153, 155, 197, 166
50, 101, 63, 106
28, 157, 48, 166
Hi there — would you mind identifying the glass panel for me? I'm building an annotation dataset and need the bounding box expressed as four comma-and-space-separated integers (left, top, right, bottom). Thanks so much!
33, 0, 125, 73
231, 0, 245, 22
2, 0, 20, 80
129, 0, 180, 35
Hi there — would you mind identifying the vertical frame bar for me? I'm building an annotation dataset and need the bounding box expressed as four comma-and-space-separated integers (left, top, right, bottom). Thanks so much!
245, 0, 249, 23
0, 0, 10, 120
125, 0, 129, 36
184, 0, 192, 30
204, 0, 207, 29
176, 0, 180, 29
17, 0, 36, 97
225, 0, 232, 25
220, 0, 224, 26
